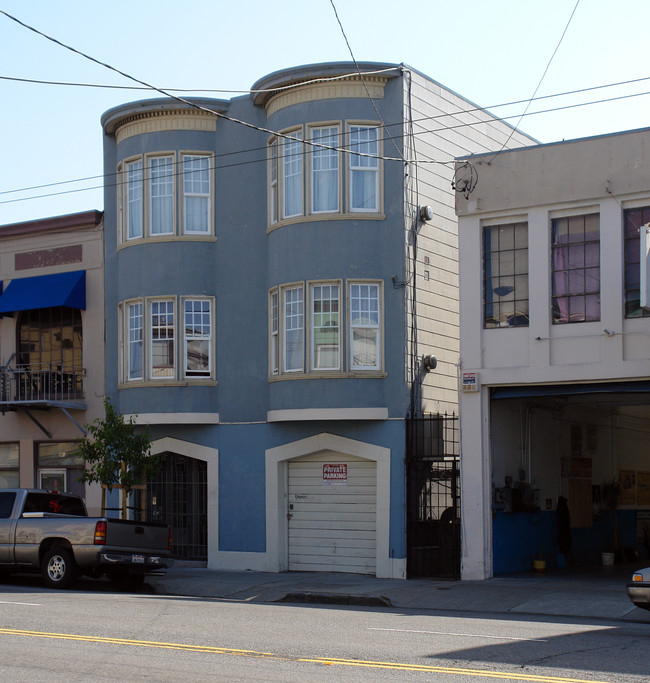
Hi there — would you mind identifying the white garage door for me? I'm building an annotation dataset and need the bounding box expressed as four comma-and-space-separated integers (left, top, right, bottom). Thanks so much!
287, 451, 376, 574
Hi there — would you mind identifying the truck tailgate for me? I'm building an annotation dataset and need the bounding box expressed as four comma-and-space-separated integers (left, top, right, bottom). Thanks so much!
104, 519, 169, 551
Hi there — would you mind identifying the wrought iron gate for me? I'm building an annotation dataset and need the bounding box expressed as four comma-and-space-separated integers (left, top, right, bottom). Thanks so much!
406, 414, 460, 579
146, 453, 207, 562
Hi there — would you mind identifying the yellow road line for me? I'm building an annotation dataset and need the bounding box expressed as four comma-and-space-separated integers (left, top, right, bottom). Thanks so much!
0, 628, 612, 683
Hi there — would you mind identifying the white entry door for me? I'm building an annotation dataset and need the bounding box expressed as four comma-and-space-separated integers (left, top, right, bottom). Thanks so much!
287, 451, 377, 574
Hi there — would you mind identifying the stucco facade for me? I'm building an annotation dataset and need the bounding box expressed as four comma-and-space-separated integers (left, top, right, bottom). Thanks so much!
0, 211, 105, 514
457, 128, 650, 579
101, 62, 534, 576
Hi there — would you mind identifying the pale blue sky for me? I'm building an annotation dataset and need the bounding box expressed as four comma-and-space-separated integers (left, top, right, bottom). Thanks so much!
1, 0, 649, 224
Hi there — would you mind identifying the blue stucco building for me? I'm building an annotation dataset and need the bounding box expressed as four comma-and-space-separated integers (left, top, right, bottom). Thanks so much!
101, 62, 533, 577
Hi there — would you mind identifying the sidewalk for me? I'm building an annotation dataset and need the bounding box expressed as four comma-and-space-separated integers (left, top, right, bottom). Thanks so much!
147, 563, 650, 623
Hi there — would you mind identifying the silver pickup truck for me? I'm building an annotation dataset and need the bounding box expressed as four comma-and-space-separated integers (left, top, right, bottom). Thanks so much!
0, 488, 173, 589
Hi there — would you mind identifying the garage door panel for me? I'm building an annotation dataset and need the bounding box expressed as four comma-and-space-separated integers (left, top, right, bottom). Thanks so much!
289, 528, 377, 541
288, 452, 377, 575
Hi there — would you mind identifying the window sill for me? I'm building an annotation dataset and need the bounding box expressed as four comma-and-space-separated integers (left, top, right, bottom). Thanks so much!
118, 379, 218, 389
268, 371, 386, 382
267, 212, 386, 233
117, 235, 218, 250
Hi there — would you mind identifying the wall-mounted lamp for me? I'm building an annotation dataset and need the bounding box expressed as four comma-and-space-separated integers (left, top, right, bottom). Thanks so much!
419, 205, 434, 222
603, 329, 616, 337
422, 354, 437, 372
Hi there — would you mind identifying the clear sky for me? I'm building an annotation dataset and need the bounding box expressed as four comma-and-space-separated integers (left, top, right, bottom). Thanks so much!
1, 0, 649, 225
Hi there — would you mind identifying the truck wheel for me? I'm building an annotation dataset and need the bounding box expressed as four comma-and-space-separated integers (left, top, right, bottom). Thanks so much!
41, 547, 78, 589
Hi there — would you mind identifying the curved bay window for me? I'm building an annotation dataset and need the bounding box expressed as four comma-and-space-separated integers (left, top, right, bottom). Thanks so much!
17, 306, 83, 400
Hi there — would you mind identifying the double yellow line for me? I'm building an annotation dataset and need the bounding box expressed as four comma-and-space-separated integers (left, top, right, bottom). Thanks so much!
0, 628, 611, 682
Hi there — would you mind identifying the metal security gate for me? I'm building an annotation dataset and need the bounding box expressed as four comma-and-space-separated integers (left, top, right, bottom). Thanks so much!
146, 453, 207, 562
406, 414, 460, 579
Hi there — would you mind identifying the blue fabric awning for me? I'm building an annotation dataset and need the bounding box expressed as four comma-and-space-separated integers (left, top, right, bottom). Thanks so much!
0, 270, 86, 314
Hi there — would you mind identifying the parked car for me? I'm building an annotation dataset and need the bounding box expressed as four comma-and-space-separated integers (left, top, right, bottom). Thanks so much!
0, 488, 173, 589
626, 567, 650, 610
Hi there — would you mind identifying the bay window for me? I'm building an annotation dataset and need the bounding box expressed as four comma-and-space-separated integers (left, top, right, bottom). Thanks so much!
269, 280, 382, 377
122, 296, 214, 383
267, 121, 382, 225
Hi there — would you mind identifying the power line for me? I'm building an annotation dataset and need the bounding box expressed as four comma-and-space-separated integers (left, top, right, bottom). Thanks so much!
3, 82, 650, 206
489, 0, 581, 160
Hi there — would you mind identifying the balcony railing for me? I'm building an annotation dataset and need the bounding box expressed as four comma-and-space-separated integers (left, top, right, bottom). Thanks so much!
0, 363, 85, 406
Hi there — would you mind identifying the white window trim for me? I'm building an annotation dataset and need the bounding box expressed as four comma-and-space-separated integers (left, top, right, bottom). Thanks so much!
123, 156, 144, 242
125, 299, 145, 382
182, 297, 214, 378
269, 289, 279, 375
181, 153, 213, 235
268, 138, 279, 225
308, 123, 341, 215
347, 123, 381, 214
282, 284, 305, 373
149, 298, 176, 380
348, 280, 383, 371
309, 280, 342, 372
281, 128, 304, 220
269, 279, 383, 377
148, 153, 176, 237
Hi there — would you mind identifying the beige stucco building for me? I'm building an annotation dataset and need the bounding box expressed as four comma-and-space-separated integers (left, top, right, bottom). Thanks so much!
0, 210, 105, 515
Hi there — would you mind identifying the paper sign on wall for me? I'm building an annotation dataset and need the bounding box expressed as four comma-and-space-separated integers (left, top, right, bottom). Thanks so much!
323, 464, 347, 485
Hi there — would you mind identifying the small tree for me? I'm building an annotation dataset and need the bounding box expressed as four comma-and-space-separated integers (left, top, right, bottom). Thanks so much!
77, 398, 164, 518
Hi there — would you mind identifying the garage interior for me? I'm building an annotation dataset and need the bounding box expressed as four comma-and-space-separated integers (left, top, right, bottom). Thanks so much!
490, 382, 650, 574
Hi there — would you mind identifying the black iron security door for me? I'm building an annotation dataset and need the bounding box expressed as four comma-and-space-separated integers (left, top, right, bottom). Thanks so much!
406, 414, 460, 579
146, 453, 207, 561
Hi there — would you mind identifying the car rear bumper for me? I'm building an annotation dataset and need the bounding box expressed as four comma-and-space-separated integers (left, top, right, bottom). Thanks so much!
99, 552, 174, 571
626, 582, 650, 606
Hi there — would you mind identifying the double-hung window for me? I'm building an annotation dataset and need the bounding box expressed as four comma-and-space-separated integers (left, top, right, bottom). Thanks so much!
311, 283, 340, 370
283, 133, 303, 219
125, 159, 143, 239
184, 299, 212, 376
123, 297, 214, 383
483, 222, 529, 328
269, 139, 279, 225
349, 282, 380, 369
283, 286, 304, 372
270, 290, 279, 374
182, 154, 210, 234
127, 302, 144, 380
150, 300, 175, 378
310, 126, 339, 213
624, 206, 650, 317
552, 214, 600, 324
349, 125, 379, 212
149, 156, 175, 235
0, 444, 19, 488
270, 280, 382, 376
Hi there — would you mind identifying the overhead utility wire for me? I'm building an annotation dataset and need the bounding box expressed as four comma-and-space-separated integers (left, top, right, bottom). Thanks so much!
489, 0, 581, 160
328, 0, 405, 162
0, 10, 393, 163
3, 84, 650, 206
4, 69, 649, 200
0, 67, 400, 93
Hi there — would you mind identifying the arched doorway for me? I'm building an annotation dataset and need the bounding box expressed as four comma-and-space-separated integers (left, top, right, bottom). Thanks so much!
146, 453, 207, 561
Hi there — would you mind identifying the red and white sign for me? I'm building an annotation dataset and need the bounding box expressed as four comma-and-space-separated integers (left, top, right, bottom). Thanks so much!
323, 463, 347, 485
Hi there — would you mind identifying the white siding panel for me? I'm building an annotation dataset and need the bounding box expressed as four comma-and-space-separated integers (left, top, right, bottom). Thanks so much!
287, 452, 377, 574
